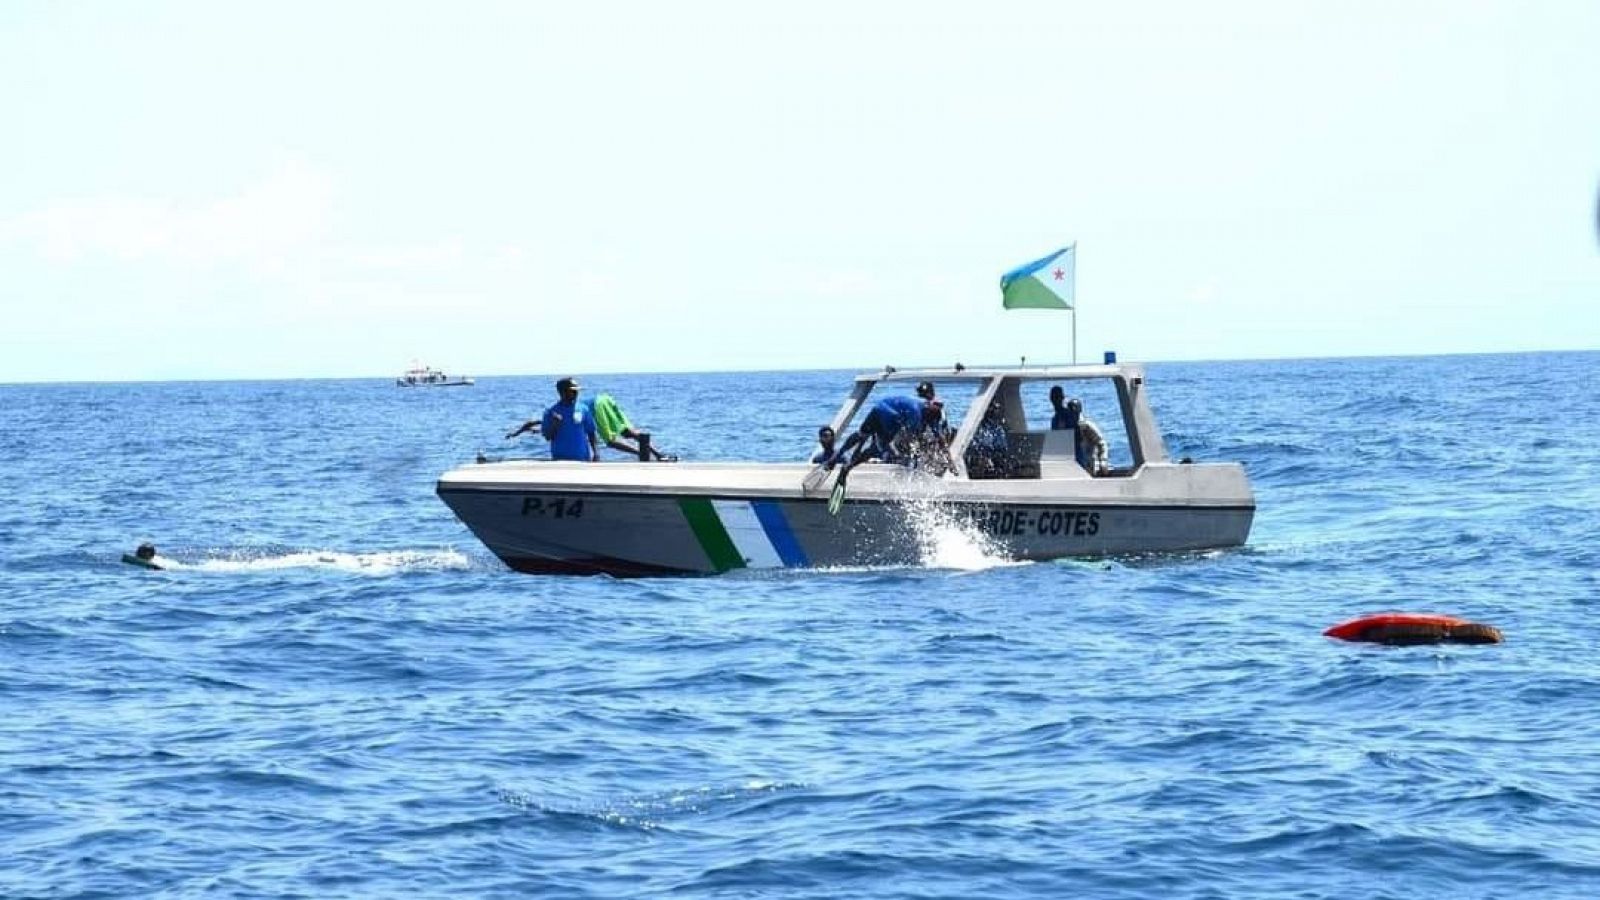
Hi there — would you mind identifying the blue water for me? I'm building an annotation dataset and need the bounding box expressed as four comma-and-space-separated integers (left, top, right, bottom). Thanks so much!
3, 352, 1599, 898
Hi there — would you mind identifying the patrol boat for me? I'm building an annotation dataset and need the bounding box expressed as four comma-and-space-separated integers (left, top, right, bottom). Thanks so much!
435, 363, 1254, 576
397, 362, 474, 387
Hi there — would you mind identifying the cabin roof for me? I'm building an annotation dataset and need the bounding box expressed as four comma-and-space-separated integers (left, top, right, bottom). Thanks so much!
853, 363, 1141, 385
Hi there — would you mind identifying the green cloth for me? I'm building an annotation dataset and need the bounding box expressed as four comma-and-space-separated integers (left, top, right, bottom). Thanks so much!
589, 394, 632, 444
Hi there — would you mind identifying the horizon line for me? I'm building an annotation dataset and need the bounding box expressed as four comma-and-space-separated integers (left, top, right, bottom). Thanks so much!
2, 345, 1595, 388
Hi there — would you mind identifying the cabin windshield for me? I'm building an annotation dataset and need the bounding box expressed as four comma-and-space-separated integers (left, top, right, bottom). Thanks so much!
823, 378, 986, 474
828, 370, 1145, 481
957, 374, 1140, 480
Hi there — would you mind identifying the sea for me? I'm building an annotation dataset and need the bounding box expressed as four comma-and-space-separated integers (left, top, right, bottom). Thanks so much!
3, 351, 1598, 899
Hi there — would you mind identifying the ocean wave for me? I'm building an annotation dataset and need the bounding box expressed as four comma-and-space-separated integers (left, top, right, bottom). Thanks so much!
6, 356, 1600, 898
498, 781, 804, 832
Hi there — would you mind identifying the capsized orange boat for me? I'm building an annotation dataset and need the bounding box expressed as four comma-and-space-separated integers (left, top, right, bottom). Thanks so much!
1324, 613, 1503, 646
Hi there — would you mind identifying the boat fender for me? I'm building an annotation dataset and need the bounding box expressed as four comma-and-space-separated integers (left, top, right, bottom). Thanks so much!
1324, 613, 1502, 646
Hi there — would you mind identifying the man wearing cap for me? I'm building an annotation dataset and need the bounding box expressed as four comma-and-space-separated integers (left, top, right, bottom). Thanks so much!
916, 380, 954, 443
540, 377, 599, 461
829, 394, 949, 478
1044, 388, 1106, 474
1069, 398, 1109, 475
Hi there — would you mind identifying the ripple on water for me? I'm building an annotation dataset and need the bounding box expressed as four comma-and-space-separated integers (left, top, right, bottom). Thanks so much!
4, 355, 1600, 898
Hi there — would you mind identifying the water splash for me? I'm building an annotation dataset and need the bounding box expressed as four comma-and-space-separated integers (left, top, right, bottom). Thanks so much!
886, 473, 1022, 572
168, 548, 471, 576
905, 500, 1023, 571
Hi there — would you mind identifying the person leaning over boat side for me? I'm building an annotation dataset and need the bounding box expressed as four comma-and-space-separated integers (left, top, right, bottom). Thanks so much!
585, 392, 677, 461
916, 380, 954, 442
537, 377, 599, 461
811, 425, 838, 465
828, 395, 949, 478
907, 429, 955, 476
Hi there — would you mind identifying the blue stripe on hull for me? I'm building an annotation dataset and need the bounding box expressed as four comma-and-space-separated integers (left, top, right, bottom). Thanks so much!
752, 501, 808, 567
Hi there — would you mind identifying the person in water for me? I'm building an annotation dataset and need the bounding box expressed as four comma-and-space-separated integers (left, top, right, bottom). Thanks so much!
811, 425, 838, 465
829, 395, 948, 478
122, 542, 167, 570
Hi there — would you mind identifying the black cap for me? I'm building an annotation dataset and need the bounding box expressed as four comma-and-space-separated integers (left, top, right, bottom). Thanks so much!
915, 380, 935, 398
555, 377, 580, 392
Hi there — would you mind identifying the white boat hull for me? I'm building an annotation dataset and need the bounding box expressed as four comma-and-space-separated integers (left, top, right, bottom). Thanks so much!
437, 461, 1254, 576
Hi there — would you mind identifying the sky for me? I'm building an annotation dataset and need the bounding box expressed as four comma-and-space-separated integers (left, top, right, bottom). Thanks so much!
3, 0, 1597, 383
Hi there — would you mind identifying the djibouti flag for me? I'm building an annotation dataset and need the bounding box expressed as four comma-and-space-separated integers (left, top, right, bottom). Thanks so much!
1000, 244, 1075, 310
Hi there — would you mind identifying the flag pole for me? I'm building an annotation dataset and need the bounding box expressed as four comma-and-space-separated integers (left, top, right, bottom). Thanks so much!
1071, 240, 1078, 365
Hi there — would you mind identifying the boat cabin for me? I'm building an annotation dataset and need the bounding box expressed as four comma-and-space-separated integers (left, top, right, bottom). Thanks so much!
826, 364, 1170, 480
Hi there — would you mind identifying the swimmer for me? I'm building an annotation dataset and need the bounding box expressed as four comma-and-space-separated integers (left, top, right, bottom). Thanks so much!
121, 542, 173, 571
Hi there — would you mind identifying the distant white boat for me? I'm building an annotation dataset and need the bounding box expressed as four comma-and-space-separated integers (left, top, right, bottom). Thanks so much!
396, 363, 474, 387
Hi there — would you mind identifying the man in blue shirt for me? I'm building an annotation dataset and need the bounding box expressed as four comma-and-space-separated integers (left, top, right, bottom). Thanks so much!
916, 380, 954, 443
539, 377, 598, 461
829, 394, 947, 478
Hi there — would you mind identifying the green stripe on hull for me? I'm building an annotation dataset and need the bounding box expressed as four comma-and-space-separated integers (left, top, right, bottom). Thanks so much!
678, 498, 746, 572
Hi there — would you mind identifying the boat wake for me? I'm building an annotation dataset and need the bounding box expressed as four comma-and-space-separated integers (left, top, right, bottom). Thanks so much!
499, 780, 802, 830
156, 548, 472, 576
